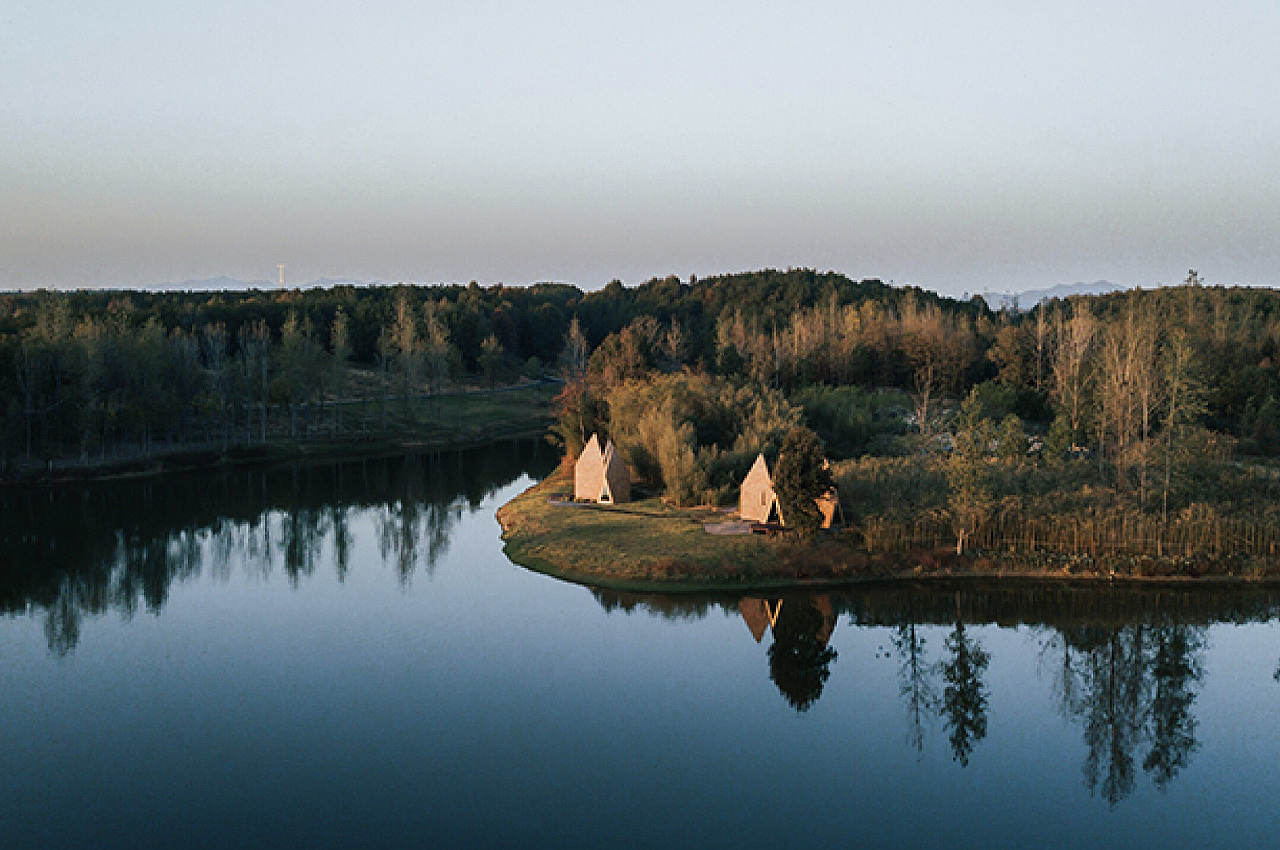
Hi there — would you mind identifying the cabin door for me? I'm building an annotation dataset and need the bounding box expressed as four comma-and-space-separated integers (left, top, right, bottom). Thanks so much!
766, 500, 780, 525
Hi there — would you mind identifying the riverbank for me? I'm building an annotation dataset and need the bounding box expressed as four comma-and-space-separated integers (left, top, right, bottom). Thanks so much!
497, 466, 1280, 592
2, 383, 557, 486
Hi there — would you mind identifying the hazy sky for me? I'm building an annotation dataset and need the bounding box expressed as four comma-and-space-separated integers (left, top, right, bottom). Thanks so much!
3, 1, 1278, 296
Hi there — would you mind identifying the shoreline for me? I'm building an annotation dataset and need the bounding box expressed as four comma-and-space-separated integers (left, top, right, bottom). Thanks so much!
497, 469, 1280, 593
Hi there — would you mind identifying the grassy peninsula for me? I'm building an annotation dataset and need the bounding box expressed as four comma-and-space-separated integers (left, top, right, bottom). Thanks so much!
497, 464, 860, 592
498, 460, 1280, 592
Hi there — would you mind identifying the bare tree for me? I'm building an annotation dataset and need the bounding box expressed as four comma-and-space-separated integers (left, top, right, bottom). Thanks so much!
912, 362, 939, 446
1050, 300, 1096, 440
1096, 301, 1157, 493
391, 292, 422, 419
422, 299, 454, 408
561, 315, 590, 381
328, 308, 352, 435
1033, 300, 1051, 392
1131, 310, 1159, 504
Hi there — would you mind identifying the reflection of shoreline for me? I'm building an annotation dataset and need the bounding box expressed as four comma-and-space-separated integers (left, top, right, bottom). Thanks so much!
597, 585, 1240, 804
2, 439, 556, 655
594, 583, 1280, 630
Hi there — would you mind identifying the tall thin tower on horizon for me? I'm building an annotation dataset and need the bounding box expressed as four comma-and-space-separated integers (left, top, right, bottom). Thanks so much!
277, 264, 286, 288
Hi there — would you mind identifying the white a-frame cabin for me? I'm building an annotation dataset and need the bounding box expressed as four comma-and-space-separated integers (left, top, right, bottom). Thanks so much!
573, 433, 631, 504
737, 453, 843, 528
739, 453, 783, 524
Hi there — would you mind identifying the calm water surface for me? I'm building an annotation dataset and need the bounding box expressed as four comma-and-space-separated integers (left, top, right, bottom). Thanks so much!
3, 441, 1280, 848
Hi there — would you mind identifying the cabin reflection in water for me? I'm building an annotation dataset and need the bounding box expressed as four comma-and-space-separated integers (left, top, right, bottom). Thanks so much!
740, 595, 838, 712
590, 583, 1280, 805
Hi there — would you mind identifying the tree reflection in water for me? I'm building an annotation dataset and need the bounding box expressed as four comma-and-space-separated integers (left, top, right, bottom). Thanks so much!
1144, 624, 1202, 789
1054, 621, 1205, 805
892, 610, 939, 756
940, 620, 990, 767
766, 596, 838, 712
0, 439, 555, 655
8, 454, 1277, 809
591, 584, 1276, 804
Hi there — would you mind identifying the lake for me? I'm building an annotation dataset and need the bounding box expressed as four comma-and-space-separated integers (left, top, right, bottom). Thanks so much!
3, 441, 1280, 848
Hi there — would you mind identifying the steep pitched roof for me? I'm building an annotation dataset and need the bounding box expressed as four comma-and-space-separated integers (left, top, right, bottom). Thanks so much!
739, 452, 844, 528
739, 453, 781, 524
739, 598, 770, 643
574, 433, 604, 500
574, 433, 631, 503
599, 439, 631, 503
739, 597, 786, 643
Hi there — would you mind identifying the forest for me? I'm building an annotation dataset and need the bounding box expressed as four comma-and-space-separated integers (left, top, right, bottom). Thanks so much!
0, 270, 975, 469
5, 268, 1280, 564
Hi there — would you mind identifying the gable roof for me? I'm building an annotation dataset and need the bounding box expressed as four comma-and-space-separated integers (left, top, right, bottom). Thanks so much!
739, 597, 771, 643
739, 451, 843, 528
739, 453, 782, 524
739, 597, 786, 643
574, 433, 631, 503
599, 439, 630, 502
743, 453, 771, 491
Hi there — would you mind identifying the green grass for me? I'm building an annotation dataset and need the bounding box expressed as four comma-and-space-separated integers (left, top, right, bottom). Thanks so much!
497, 466, 889, 592
418, 385, 559, 426
344, 383, 558, 443
8, 383, 559, 486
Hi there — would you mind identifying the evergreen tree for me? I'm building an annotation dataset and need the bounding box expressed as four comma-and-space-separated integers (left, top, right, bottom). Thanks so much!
773, 426, 834, 539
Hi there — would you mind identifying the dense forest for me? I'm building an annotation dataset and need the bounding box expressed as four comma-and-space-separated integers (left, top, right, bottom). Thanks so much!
5, 267, 1280, 562
0, 270, 977, 468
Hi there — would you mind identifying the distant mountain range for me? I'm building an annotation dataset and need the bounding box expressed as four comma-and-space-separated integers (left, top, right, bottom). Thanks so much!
991, 281, 1127, 310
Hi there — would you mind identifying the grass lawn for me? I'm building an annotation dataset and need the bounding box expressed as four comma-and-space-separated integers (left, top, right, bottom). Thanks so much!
419, 384, 559, 428
340, 382, 558, 444
497, 464, 875, 592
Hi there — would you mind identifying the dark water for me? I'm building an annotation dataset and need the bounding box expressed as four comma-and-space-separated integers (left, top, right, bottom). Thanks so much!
3, 441, 1280, 849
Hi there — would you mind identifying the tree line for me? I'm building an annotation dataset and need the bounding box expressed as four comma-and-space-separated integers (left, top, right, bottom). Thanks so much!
6, 268, 1280, 483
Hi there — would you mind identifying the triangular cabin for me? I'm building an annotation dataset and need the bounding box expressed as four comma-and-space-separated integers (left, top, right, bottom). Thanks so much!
738, 596, 833, 646
739, 454, 783, 524
738, 453, 843, 529
739, 597, 785, 643
573, 433, 631, 504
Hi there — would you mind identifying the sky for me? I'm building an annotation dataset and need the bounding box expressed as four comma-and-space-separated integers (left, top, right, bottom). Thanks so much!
2, 1, 1278, 297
